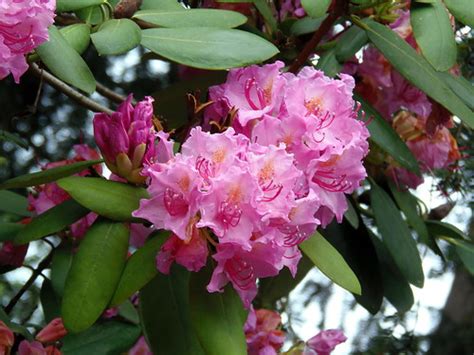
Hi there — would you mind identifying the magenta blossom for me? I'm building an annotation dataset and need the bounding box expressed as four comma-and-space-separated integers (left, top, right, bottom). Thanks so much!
0, 0, 55, 83
304, 329, 347, 355
93, 95, 159, 183
128, 336, 152, 355
244, 307, 285, 355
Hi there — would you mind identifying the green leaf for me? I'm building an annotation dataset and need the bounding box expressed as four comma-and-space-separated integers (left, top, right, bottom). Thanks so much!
51, 242, 74, 297
370, 233, 414, 313
91, 19, 142, 56
134, 9, 247, 28
425, 220, 469, 240
0, 190, 30, 216
454, 241, 474, 275
253, 0, 278, 32
370, 180, 424, 287
141, 27, 279, 70
189, 265, 247, 355
62, 220, 129, 333
290, 16, 325, 36
0, 223, 23, 242
57, 0, 105, 12
0, 159, 102, 190
0, 308, 34, 341
118, 300, 140, 324
61, 321, 141, 355
315, 47, 342, 78
141, 0, 185, 10
110, 231, 167, 306
411, 0, 456, 71
15, 200, 90, 245
355, 94, 421, 174
0, 130, 28, 149
301, 0, 331, 18
362, 19, 474, 129
75, 5, 104, 25
36, 26, 96, 94
437, 71, 474, 110
139, 266, 204, 355
444, 0, 474, 27
321, 220, 383, 314
60, 24, 91, 55
300, 231, 362, 295
57, 177, 148, 222
40, 278, 62, 322
344, 199, 359, 229
335, 25, 368, 62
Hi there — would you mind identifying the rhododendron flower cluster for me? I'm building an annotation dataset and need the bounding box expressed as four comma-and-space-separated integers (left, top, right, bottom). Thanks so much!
134, 63, 369, 307
0, 0, 55, 83
244, 307, 285, 355
303, 329, 347, 355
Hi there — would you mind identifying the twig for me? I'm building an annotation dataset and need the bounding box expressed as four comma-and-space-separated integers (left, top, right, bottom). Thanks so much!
5, 249, 54, 314
29, 63, 114, 114
96, 82, 132, 105
288, 0, 347, 74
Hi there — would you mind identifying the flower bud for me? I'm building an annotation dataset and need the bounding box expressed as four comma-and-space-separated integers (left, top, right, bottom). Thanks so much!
36, 318, 67, 344
18, 340, 46, 355
0, 321, 14, 354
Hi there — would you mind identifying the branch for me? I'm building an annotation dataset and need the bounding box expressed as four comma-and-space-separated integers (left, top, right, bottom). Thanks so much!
29, 63, 114, 114
5, 249, 54, 314
96, 82, 132, 105
288, 0, 347, 74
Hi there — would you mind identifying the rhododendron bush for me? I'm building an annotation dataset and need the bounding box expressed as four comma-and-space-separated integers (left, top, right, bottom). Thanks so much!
0, 0, 473, 354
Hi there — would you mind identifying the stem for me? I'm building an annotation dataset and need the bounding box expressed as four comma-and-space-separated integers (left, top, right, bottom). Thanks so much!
288, 0, 347, 74
96, 82, 133, 105
5, 249, 54, 314
29, 63, 114, 114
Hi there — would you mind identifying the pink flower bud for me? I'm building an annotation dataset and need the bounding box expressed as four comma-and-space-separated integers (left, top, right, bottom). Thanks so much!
0, 321, 14, 353
128, 336, 152, 355
304, 329, 347, 355
0, 242, 28, 269
18, 340, 47, 355
36, 318, 67, 344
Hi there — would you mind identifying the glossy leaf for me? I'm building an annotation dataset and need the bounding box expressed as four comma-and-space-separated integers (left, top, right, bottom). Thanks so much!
335, 25, 368, 62
437, 71, 474, 110
370, 180, 424, 287
0, 308, 33, 341
0, 190, 30, 216
91, 19, 142, 56
134, 9, 247, 28
40, 279, 62, 322
253, 0, 278, 32
362, 19, 474, 129
36, 26, 96, 94
411, 0, 456, 71
0, 160, 102, 190
300, 231, 362, 295
75, 5, 104, 25
315, 47, 342, 78
141, 0, 185, 10
444, 0, 474, 27
60, 24, 91, 54
425, 220, 469, 241
356, 94, 421, 174
454, 241, 474, 275
344, 199, 359, 229
321, 221, 383, 314
51, 242, 74, 297
62, 220, 129, 333
290, 16, 325, 36
61, 321, 141, 355
139, 266, 204, 355
57, 177, 148, 222
15, 199, 90, 245
0, 223, 23, 242
141, 27, 279, 70
56, 0, 105, 12
189, 265, 247, 355
301, 0, 331, 18
110, 232, 167, 306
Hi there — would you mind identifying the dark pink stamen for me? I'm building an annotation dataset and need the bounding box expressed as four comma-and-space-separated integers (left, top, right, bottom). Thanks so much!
0, 25, 35, 54
278, 225, 308, 247
260, 178, 283, 202
244, 78, 267, 110
226, 257, 255, 290
196, 156, 215, 180
313, 170, 351, 192
163, 188, 188, 216
218, 201, 242, 227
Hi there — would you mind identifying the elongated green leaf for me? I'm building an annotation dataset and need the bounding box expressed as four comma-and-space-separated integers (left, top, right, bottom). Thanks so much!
290, 16, 325, 36
57, 0, 105, 11
300, 231, 362, 295
57, 177, 148, 222
37, 26, 96, 94
411, 0, 456, 71
139, 266, 204, 355
41, 279, 62, 322
141, 27, 279, 69
141, 0, 185, 10
60, 24, 91, 54
301, 0, 331, 18
110, 232, 167, 306
362, 19, 474, 129
189, 266, 247, 355
444, 0, 474, 27
370, 180, 424, 287
253, 0, 278, 32
315, 47, 342, 78
321, 220, 383, 314
356, 94, 421, 174
15, 200, 90, 245
75, 5, 104, 25
370, 233, 414, 313
0, 190, 30, 216
425, 220, 469, 240
61, 321, 141, 355
118, 300, 140, 324
0, 160, 102, 190
0, 308, 33, 341
51, 242, 74, 297
91, 19, 141, 56
134, 9, 247, 28
454, 241, 474, 275
437, 71, 474, 110
344, 199, 359, 229
335, 25, 368, 62
0, 223, 23, 242
62, 220, 129, 333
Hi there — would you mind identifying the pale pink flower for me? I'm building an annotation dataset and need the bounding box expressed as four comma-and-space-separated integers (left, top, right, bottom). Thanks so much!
304, 329, 347, 355
244, 307, 286, 355
0, 0, 55, 83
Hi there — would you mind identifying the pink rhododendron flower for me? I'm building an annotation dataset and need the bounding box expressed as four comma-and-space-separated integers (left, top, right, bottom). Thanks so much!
128, 336, 152, 355
0, 0, 55, 83
280, 0, 306, 19
18, 340, 47, 355
36, 318, 67, 344
0, 241, 28, 269
244, 307, 285, 355
303, 329, 347, 355
0, 320, 14, 354
93, 95, 159, 183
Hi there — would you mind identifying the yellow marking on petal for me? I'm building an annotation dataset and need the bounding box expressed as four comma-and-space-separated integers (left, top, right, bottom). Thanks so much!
212, 148, 226, 163
305, 96, 324, 115
259, 160, 275, 181
178, 175, 191, 192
